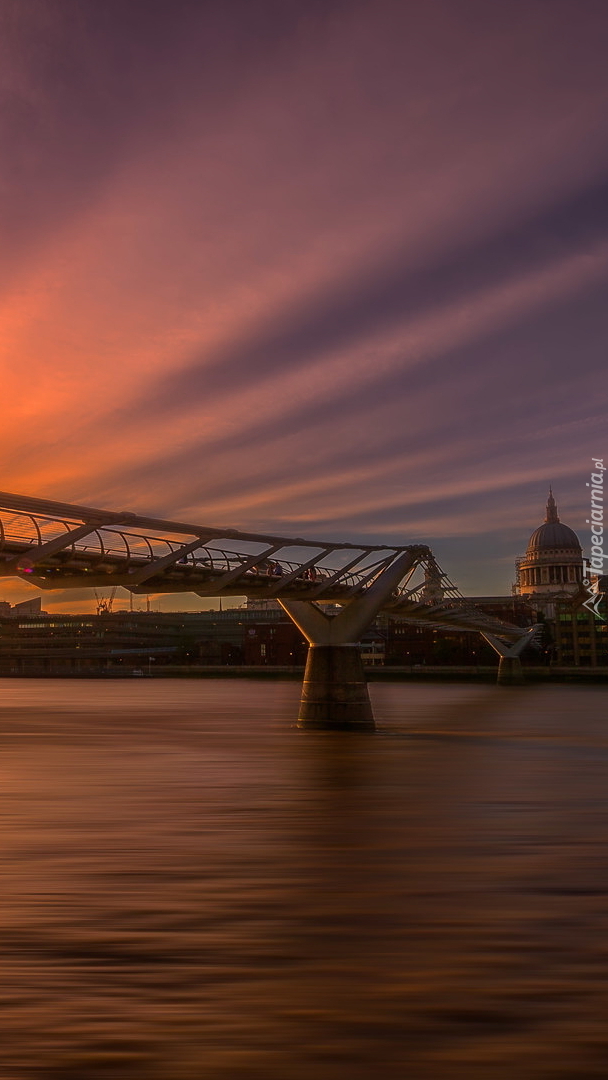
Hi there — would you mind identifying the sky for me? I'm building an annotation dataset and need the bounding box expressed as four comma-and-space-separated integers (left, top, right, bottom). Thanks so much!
1, 0, 608, 611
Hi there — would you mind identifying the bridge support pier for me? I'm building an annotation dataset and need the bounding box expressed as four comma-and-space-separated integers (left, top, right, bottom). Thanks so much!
496, 655, 525, 686
280, 550, 417, 731
481, 626, 540, 686
299, 644, 374, 730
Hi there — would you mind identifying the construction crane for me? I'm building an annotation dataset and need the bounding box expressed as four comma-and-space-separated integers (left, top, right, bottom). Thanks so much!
94, 587, 117, 615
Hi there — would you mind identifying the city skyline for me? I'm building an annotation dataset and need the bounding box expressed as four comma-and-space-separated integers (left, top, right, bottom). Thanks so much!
2, 0, 607, 610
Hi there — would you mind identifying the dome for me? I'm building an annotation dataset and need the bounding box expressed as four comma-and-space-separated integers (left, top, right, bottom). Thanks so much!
527, 522, 581, 552
525, 488, 581, 553
515, 489, 583, 602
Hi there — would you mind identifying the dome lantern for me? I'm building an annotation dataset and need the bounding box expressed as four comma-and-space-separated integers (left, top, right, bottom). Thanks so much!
545, 486, 559, 524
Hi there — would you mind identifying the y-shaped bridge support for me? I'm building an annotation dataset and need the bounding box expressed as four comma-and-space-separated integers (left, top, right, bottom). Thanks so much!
281, 551, 418, 730
480, 626, 541, 685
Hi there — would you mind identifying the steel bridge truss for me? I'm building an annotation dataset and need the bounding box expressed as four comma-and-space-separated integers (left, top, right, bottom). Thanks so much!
0, 489, 540, 725
0, 489, 527, 643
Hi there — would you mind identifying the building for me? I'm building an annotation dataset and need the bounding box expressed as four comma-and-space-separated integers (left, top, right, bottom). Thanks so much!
513, 489, 583, 609
550, 574, 608, 667
507, 490, 608, 667
0, 607, 308, 676
552, 592, 608, 666
385, 598, 537, 667
0, 597, 46, 617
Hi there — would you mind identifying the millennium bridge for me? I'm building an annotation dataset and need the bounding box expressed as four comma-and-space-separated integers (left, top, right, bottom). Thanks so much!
0, 490, 538, 729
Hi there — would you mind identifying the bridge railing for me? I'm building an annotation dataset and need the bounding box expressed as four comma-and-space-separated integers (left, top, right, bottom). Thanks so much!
0, 507, 408, 595
0, 496, 527, 639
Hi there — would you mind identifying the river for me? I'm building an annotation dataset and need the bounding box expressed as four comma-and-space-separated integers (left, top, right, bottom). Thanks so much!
2, 678, 608, 1078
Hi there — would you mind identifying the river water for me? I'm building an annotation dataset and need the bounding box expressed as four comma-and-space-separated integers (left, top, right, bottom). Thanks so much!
2, 678, 608, 1079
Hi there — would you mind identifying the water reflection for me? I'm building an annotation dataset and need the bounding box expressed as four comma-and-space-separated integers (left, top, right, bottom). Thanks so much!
2, 678, 608, 1077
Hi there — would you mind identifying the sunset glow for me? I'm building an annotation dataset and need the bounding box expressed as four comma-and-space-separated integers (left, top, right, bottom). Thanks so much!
2, 1, 608, 609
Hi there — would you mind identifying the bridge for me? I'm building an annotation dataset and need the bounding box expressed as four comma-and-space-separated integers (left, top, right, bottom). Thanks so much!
0, 490, 538, 728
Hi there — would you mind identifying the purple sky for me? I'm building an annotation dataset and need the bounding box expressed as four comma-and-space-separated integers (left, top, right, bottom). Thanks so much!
2, 0, 608, 609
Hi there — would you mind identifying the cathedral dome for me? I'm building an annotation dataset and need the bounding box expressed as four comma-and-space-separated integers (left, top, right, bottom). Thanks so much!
527, 522, 582, 552
525, 489, 581, 553
514, 488, 583, 601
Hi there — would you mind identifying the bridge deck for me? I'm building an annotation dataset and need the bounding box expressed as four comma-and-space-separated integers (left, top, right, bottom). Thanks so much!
0, 490, 525, 638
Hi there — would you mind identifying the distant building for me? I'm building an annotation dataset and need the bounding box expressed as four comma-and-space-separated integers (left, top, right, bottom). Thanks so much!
552, 588, 608, 666
513, 489, 583, 613
0, 597, 46, 617
0, 608, 307, 676
508, 491, 608, 666
385, 597, 537, 667
245, 598, 283, 612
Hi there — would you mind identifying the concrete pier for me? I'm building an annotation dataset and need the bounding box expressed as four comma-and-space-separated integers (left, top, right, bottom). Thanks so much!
497, 655, 525, 685
482, 626, 540, 686
298, 644, 374, 730
280, 550, 418, 731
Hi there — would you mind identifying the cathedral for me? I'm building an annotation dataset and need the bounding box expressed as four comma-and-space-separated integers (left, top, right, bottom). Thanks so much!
513, 489, 583, 606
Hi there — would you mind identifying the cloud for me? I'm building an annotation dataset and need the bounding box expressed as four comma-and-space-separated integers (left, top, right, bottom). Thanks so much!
2, 0, 608, 609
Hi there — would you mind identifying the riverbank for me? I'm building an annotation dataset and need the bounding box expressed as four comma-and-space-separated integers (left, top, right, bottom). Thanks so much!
154, 664, 608, 683
2, 664, 608, 682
